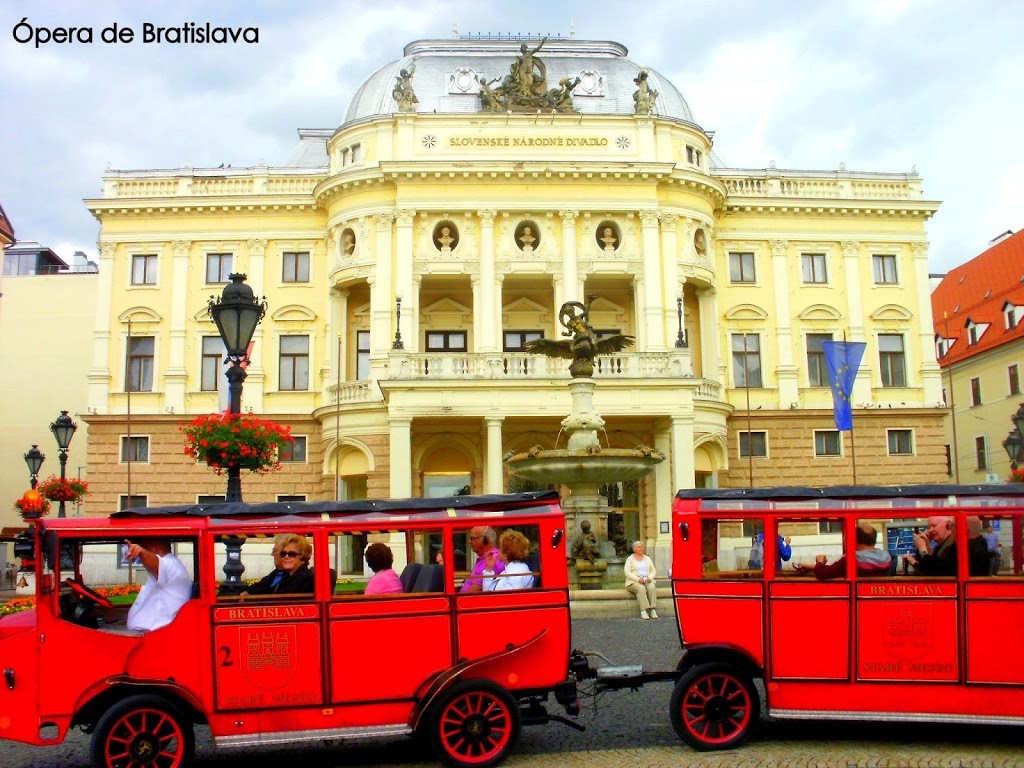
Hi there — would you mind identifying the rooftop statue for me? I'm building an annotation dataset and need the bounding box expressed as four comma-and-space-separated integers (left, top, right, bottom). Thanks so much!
525, 300, 635, 378
632, 69, 658, 115
477, 38, 580, 113
393, 63, 418, 112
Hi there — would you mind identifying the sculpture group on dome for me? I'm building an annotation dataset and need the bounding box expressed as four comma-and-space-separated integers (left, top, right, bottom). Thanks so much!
477, 38, 580, 113
392, 62, 418, 112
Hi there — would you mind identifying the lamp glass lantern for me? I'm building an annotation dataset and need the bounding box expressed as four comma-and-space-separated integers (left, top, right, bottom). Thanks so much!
209, 273, 267, 359
1012, 402, 1024, 440
50, 411, 77, 452
24, 444, 45, 489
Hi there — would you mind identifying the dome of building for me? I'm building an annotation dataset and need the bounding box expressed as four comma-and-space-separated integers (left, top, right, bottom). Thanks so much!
343, 37, 695, 126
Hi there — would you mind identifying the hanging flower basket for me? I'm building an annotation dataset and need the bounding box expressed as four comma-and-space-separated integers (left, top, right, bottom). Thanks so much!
182, 413, 292, 475
1010, 468, 1024, 483
14, 489, 49, 520
36, 476, 89, 504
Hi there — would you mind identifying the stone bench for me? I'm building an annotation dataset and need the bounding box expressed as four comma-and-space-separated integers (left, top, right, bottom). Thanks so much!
569, 587, 675, 619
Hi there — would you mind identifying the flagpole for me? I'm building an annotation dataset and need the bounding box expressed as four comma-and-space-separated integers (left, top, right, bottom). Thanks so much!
845, 331, 857, 485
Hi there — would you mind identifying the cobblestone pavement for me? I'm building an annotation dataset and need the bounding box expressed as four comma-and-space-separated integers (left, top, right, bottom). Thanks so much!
5, 617, 1023, 767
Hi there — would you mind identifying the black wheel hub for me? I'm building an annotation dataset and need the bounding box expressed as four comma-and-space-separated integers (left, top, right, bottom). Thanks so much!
129, 733, 160, 763
704, 695, 730, 722
462, 713, 490, 740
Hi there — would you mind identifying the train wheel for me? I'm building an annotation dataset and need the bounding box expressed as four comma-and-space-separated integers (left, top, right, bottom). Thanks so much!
430, 680, 520, 768
90, 694, 194, 768
670, 662, 758, 750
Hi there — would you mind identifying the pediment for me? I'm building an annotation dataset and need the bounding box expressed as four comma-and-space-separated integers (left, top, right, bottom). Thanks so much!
502, 297, 547, 326
723, 304, 769, 322
118, 306, 162, 324
270, 304, 317, 322
869, 304, 912, 322
422, 297, 472, 324
798, 303, 842, 322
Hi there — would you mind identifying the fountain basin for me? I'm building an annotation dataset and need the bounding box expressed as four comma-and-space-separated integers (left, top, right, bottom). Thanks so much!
505, 448, 664, 491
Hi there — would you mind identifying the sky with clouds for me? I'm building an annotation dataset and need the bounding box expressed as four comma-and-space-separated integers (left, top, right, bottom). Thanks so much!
2, 0, 1021, 273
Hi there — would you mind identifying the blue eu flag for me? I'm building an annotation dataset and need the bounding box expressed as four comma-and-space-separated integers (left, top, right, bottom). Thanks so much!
822, 341, 866, 431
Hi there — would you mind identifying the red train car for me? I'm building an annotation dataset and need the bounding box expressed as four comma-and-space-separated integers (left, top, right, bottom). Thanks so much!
0, 491, 579, 768
670, 484, 1024, 749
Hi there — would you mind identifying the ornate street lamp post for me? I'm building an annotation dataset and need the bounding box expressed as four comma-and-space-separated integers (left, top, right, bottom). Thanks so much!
1003, 402, 1024, 472
24, 445, 45, 489
674, 296, 687, 348
392, 296, 404, 349
208, 273, 266, 503
49, 411, 77, 518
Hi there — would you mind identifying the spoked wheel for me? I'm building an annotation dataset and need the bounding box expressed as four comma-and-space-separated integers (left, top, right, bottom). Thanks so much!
90, 694, 194, 768
430, 680, 520, 768
670, 662, 758, 750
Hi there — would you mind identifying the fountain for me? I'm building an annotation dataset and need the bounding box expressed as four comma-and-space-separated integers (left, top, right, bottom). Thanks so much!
504, 301, 664, 587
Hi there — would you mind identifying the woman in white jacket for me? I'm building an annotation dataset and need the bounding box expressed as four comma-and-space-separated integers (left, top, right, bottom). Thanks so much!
483, 530, 536, 591
623, 540, 657, 619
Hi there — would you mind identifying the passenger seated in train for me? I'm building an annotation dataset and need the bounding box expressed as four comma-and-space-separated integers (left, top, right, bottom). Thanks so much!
461, 526, 504, 592
902, 516, 957, 576
966, 516, 993, 576
125, 537, 193, 632
795, 524, 891, 579
363, 542, 403, 595
482, 530, 535, 591
240, 534, 314, 596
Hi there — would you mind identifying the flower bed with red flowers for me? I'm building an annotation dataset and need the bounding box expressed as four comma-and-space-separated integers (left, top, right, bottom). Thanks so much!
182, 413, 292, 474
0, 584, 141, 616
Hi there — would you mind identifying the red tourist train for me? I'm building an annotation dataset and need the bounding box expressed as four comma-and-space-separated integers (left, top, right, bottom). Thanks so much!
2, 483, 1023, 767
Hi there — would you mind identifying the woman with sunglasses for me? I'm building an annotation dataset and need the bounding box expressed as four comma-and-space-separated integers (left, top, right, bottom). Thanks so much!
241, 533, 314, 597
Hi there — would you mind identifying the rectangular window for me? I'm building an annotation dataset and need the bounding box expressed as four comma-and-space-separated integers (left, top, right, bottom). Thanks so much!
426, 331, 467, 351
120, 435, 150, 462
887, 429, 914, 455
731, 333, 761, 387
818, 519, 843, 534
130, 254, 157, 285
1006, 306, 1018, 330
279, 335, 310, 390
738, 431, 767, 458
503, 330, 543, 351
872, 254, 898, 284
277, 495, 307, 502
282, 251, 310, 283
801, 253, 827, 284
806, 333, 832, 387
970, 377, 982, 406
201, 336, 223, 391
350, 143, 361, 163
976, 435, 988, 470
197, 494, 226, 504
126, 336, 154, 392
356, 330, 370, 381
878, 334, 906, 388
1009, 364, 1020, 396
814, 430, 841, 457
729, 252, 756, 283
280, 436, 307, 462
119, 495, 147, 511
205, 253, 232, 284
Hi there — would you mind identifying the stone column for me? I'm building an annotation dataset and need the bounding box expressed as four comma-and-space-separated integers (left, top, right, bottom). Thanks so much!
477, 210, 498, 352
395, 210, 416, 351
330, 287, 349, 390
558, 209, 580, 305
659, 214, 680, 345
162, 240, 190, 413
841, 240, 870, 404
485, 417, 504, 493
670, 415, 695, 491
371, 213, 394, 361
771, 239, 798, 405
389, 417, 412, 497
243, 238, 267, 413
697, 286, 719, 382
639, 210, 666, 350
88, 242, 117, 412
912, 242, 943, 404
